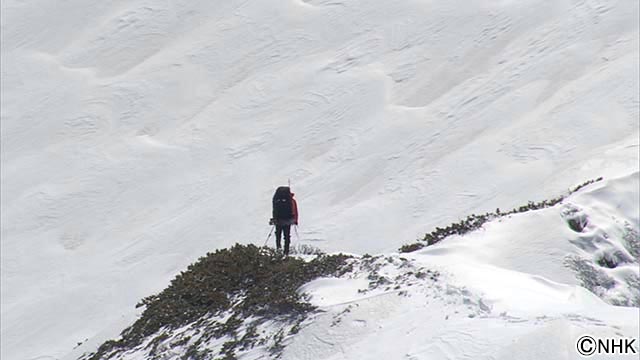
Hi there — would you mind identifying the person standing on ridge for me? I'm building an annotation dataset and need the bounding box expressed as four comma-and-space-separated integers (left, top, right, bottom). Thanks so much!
270, 186, 298, 255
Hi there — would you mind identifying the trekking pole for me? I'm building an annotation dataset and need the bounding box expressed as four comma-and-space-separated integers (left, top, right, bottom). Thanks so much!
263, 226, 275, 247
294, 225, 300, 242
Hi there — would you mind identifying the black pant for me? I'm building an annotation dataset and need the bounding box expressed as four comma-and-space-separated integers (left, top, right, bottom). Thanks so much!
275, 224, 291, 254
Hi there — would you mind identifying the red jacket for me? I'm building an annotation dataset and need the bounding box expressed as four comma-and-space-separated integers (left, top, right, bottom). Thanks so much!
291, 194, 299, 225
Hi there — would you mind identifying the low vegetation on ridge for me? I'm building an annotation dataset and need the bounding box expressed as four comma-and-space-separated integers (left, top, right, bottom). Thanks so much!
84, 244, 352, 360
399, 177, 604, 253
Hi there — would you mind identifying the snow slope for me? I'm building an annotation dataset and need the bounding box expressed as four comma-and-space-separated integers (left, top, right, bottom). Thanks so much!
1, 0, 638, 359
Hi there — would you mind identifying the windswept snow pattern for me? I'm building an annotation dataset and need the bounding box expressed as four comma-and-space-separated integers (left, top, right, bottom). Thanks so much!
1, 0, 638, 359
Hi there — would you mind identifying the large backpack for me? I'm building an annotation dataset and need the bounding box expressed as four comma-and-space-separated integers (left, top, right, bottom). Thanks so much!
272, 186, 293, 220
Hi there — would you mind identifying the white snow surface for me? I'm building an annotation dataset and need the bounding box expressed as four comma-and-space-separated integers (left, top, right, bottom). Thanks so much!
1, 0, 639, 359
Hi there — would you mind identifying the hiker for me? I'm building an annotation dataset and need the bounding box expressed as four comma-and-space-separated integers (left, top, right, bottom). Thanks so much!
269, 186, 298, 255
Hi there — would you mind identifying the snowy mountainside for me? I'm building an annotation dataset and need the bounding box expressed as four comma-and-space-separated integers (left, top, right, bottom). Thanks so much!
1, 0, 639, 359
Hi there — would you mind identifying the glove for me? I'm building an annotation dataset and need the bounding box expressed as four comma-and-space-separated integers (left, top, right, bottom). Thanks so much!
269, 218, 274, 225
